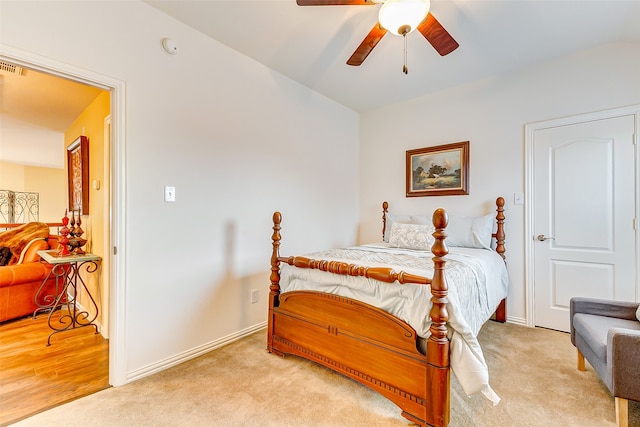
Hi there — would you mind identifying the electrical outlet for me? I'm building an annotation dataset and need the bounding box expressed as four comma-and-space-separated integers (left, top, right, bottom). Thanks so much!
251, 289, 259, 304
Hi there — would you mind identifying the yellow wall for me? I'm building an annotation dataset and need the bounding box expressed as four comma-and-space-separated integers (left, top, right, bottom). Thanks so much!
24, 165, 67, 222
64, 90, 110, 335
0, 161, 26, 191
0, 161, 66, 223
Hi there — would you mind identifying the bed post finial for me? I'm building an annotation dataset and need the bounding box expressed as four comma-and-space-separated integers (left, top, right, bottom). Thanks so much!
382, 201, 389, 241
268, 212, 282, 353
495, 197, 505, 260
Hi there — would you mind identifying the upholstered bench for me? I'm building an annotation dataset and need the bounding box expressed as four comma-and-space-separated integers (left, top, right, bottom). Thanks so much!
570, 297, 640, 427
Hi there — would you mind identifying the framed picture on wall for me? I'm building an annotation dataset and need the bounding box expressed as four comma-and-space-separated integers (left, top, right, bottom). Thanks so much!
67, 135, 89, 214
406, 141, 469, 197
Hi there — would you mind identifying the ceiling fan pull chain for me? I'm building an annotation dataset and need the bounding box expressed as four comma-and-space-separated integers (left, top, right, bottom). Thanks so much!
403, 33, 408, 74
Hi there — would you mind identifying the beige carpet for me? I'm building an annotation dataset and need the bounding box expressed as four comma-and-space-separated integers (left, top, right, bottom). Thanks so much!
11, 322, 639, 427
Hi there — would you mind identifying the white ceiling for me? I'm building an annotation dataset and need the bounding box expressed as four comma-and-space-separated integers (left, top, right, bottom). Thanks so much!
145, 0, 640, 112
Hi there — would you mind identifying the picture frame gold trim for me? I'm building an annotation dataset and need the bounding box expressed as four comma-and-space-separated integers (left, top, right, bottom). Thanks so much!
67, 135, 89, 214
406, 141, 469, 197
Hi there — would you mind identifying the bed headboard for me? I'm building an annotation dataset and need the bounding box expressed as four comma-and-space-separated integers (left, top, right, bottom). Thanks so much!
381, 197, 506, 260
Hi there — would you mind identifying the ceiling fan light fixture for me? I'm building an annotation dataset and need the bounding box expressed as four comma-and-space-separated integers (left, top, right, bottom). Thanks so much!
378, 0, 430, 36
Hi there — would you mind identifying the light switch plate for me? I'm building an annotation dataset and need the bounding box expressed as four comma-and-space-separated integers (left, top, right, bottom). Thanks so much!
514, 192, 524, 205
164, 186, 176, 202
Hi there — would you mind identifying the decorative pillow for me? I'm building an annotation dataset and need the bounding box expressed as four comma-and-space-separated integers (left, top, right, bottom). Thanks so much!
636, 304, 640, 322
0, 222, 50, 265
16, 238, 47, 264
388, 222, 435, 251
383, 213, 413, 242
446, 213, 494, 249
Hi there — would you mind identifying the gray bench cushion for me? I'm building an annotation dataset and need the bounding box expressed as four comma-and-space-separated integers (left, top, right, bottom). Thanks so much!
572, 313, 640, 362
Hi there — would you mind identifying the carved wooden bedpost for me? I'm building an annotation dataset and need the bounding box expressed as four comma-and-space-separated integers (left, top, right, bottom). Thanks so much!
427, 207, 450, 427
381, 201, 389, 241
267, 212, 282, 353
494, 197, 506, 260
493, 197, 507, 322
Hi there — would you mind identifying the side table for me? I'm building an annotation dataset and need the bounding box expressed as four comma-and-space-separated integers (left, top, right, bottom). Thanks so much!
36, 250, 102, 345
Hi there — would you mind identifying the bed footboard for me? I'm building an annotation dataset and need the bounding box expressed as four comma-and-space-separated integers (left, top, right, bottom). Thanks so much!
271, 291, 448, 426
268, 209, 451, 427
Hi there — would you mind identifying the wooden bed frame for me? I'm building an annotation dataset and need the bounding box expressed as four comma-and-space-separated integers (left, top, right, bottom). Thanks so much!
267, 197, 506, 427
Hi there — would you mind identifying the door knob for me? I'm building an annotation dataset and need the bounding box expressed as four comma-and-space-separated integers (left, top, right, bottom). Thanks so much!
536, 234, 555, 241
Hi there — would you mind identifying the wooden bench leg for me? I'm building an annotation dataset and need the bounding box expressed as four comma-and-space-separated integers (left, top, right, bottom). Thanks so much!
615, 397, 628, 427
576, 349, 585, 371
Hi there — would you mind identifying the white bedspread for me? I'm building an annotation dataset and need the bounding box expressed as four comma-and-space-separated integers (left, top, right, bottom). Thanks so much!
278, 243, 508, 404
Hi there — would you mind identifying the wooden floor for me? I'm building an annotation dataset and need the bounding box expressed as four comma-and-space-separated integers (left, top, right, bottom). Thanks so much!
0, 312, 109, 426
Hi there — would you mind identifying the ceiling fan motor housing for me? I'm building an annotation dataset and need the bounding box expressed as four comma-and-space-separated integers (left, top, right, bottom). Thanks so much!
378, 0, 431, 36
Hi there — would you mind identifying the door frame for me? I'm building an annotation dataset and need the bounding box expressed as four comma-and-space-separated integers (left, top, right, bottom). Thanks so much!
524, 105, 640, 328
0, 44, 128, 386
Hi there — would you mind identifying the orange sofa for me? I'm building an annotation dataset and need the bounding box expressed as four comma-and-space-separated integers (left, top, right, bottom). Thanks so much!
0, 234, 62, 323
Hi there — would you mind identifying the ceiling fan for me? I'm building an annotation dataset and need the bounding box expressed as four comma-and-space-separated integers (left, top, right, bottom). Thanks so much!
297, 0, 459, 72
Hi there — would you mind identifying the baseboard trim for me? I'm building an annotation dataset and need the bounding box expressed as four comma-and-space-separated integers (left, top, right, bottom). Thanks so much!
125, 322, 267, 384
506, 316, 527, 326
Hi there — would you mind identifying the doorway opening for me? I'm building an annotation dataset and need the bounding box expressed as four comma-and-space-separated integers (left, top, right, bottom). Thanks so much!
0, 47, 126, 421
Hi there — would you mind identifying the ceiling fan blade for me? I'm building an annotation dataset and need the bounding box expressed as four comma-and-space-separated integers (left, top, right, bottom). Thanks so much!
417, 13, 459, 56
347, 23, 387, 66
297, 0, 375, 5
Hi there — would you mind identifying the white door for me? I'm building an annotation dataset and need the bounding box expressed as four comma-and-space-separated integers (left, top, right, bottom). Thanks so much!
533, 114, 636, 332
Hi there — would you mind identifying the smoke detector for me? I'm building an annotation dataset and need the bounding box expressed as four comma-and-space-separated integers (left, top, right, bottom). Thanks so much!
161, 38, 178, 55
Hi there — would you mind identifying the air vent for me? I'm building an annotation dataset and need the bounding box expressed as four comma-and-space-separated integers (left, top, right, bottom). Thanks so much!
0, 61, 23, 75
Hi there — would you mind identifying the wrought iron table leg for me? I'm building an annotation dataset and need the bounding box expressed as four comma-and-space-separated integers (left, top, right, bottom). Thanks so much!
33, 263, 68, 318
46, 260, 100, 346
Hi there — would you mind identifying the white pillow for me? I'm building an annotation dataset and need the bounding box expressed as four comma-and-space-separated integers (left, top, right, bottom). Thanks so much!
446, 214, 494, 249
636, 304, 640, 322
388, 222, 435, 251
408, 215, 431, 225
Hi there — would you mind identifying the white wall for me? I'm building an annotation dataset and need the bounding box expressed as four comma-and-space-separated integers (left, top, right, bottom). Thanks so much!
0, 1, 359, 380
0, 116, 65, 168
360, 42, 640, 323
